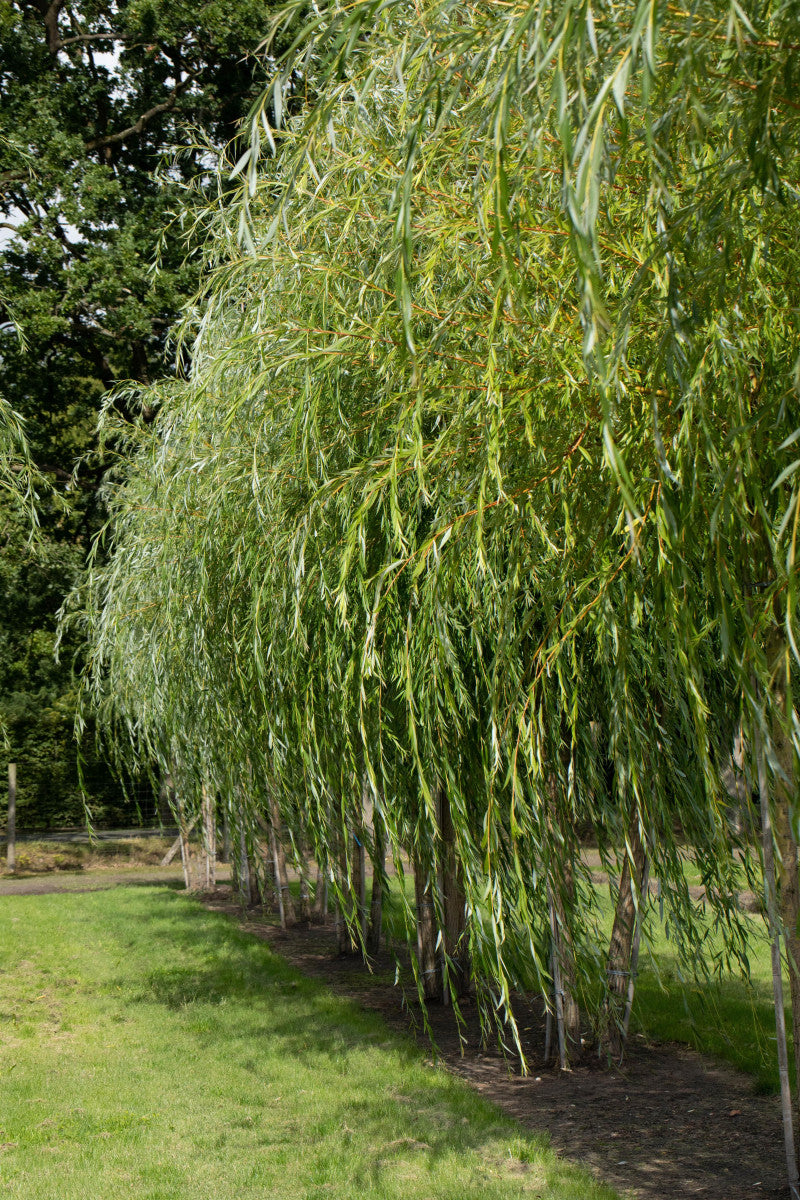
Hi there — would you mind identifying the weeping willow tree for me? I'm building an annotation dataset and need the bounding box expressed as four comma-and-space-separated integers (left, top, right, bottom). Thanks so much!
1, 141, 42, 745
1, 137, 42, 532
70, 0, 800, 1156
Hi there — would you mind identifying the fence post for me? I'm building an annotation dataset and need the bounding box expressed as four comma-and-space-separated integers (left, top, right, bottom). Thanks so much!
7, 763, 16, 874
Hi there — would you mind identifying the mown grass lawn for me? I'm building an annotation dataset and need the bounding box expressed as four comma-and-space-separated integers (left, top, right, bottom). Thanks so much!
0, 887, 618, 1200
632, 913, 781, 1092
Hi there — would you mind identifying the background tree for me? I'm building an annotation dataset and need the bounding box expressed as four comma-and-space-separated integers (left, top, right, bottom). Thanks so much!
0, 0, 298, 826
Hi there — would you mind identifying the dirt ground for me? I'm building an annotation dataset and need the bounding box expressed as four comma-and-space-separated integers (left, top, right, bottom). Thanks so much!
2, 871, 786, 1199
202, 891, 787, 1200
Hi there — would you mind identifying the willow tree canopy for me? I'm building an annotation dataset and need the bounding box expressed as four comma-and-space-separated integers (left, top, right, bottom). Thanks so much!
72, 0, 798, 1028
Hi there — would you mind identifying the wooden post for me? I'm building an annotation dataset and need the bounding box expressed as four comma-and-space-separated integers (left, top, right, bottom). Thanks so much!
161, 812, 199, 866
544, 942, 555, 1064
177, 795, 200, 890
336, 826, 359, 955
298, 855, 311, 923
313, 864, 326, 919
438, 782, 469, 1001
268, 795, 295, 925
178, 799, 191, 890
7, 763, 16, 874
604, 813, 648, 1058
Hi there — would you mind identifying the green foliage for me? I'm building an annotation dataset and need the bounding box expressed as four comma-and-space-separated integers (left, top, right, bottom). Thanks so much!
0, 1, 299, 819
70, 0, 800, 1047
0, 484, 133, 825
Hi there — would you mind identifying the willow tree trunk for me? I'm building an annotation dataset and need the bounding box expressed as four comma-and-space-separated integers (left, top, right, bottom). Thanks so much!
414, 851, 441, 1001
267, 794, 295, 926
200, 783, 216, 890
547, 864, 581, 1064
368, 807, 386, 956
438, 783, 469, 1001
178, 797, 200, 890
297, 841, 312, 925
335, 826, 359, 955
604, 812, 647, 1058
313, 864, 328, 920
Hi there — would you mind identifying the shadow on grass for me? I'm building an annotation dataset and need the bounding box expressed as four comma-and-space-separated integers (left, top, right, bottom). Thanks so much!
94, 887, 589, 1195
118, 890, 424, 1060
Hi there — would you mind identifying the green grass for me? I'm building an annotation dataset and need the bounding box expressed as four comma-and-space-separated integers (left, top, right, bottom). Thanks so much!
0, 888, 618, 1200
631, 910, 782, 1092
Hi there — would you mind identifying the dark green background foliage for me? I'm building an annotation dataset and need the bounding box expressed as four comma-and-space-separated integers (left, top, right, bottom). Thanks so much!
0, 0, 288, 826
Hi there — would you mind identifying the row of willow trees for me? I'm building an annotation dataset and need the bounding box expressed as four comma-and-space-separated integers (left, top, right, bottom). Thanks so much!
61, 0, 800, 1184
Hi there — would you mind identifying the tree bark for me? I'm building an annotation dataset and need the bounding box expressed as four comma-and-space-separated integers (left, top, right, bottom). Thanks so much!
177, 796, 200, 890
200, 783, 216, 889
414, 850, 442, 1001
335, 826, 359, 955
438, 783, 469, 1000
368, 807, 386, 956
268, 793, 295, 926
547, 863, 581, 1062
604, 811, 647, 1058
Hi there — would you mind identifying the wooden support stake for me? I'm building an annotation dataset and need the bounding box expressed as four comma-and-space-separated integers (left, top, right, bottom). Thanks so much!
161, 812, 199, 866
368, 812, 385, 955
7, 763, 16, 874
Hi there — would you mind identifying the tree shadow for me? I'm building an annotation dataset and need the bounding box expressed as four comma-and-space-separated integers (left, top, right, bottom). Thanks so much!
102, 888, 588, 1194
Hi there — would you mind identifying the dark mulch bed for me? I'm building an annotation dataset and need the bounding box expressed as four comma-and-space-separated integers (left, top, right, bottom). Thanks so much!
203, 889, 787, 1200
